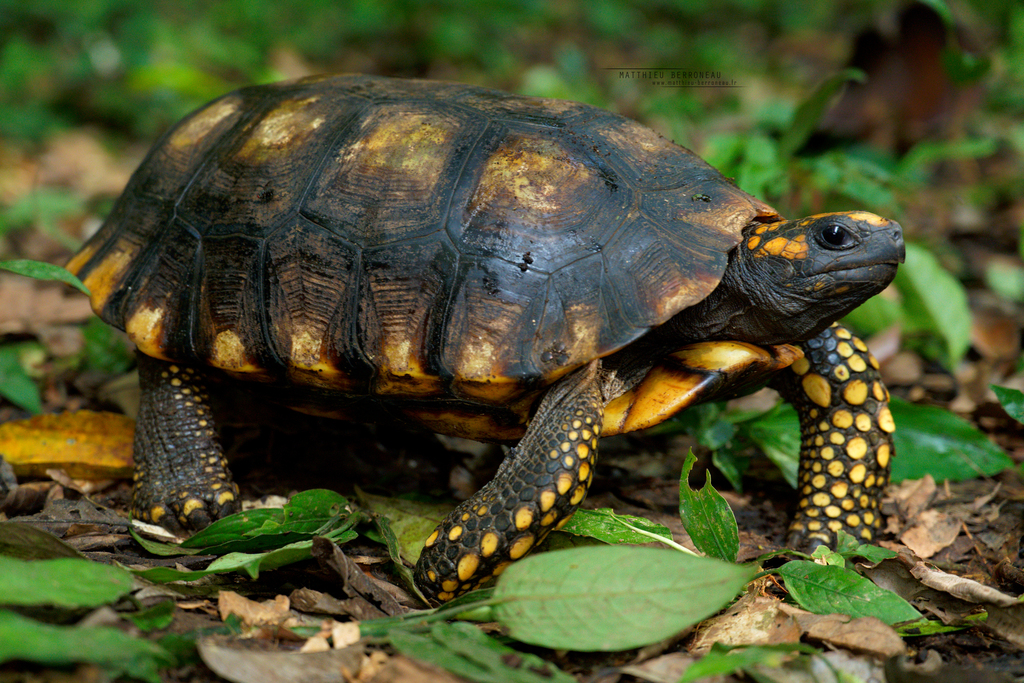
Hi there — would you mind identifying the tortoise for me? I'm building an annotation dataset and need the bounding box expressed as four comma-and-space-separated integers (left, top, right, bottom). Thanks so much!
67, 74, 904, 602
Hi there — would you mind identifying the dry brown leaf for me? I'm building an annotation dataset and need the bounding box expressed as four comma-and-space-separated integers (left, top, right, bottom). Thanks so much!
0, 275, 95, 334
0, 411, 134, 479
365, 654, 464, 683
899, 509, 962, 558
689, 591, 801, 655
198, 635, 365, 683
890, 475, 937, 519
777, 604, 906, 658
218, 591, 293, 628
619, 653, 695, 683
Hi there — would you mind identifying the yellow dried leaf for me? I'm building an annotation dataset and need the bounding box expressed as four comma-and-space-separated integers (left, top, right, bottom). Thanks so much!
0, 410, 134, 479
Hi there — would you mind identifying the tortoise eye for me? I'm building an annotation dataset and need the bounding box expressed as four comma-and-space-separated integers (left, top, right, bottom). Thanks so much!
819, 224, 854, 249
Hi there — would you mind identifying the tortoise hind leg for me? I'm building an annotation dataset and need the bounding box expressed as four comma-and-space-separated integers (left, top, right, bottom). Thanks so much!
132, 352, 240, 532
414, 361, 604, 603
771, 323, 895, 547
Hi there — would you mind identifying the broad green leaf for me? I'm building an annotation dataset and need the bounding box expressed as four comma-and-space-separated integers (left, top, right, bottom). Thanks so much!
493, 546, 753, 651
0, 344, 42, 413
124, 600, 176, 631
360, 492, 449, 565
992, 385, 1024, 424
181, 489, 353, 552
0, 555, 133, 608
778, 68, 865, 160
890, 397, 1013, 482
0, 259, 89, 295
778, 560, 921, 624
740, 402, 800, 487
0, 610, 172, 683
679, 450, 739, 562
678, 643, 819, 683
894, 243, 971, 369
390, 621, 576, 683
832, 530, 897, 564
558, 508, 672, 545
0, 521, 87, 560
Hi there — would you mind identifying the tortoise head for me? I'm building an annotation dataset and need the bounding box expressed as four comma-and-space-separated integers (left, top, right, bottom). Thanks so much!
665, 211, 905, 345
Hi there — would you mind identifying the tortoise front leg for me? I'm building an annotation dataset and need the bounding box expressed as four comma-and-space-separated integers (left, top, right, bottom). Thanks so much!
414, 361, 604, 603
771, 323, 895, 547
132, 352, 240, 532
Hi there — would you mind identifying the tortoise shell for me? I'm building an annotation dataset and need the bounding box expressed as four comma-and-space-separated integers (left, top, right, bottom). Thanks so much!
68, 74, 781, 430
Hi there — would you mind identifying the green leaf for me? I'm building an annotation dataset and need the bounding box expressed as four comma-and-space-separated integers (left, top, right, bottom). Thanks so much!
678, 643, 819, 683
739, 402, 800, 487
360, 492, 450, 565
493, 546, 753, 651
0, 555, 133, 608
180, 489, 354, 552
0, 259, 90, 295
390, 622, 576, 683
679, 450, 739, 562
890, 397, 1013, 482
894, 243, 971, 370
124, 600, 176, 632
0, 609, 172, 683
557, 508, 673, 545
992, 385, 1024, 425
366, 498, 424, 602
778, 68, 865, 160
777, 560, 921, 624
0, 521, 88, 560
0, 344, 42, 413
832, 530, 897, 564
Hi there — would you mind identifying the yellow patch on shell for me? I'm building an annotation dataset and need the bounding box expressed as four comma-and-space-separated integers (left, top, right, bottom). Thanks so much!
125, 306, 170, 360
801, 373, 832, 408
77, 241, 136, 312
64, 242, 97, 278
171, 98, 241, 149
238, 97, 324, 161
210, 330, 259, 373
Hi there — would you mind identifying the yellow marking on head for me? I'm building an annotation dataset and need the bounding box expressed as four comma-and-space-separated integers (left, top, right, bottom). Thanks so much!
877, 444, 891, 468
508, 535, 534, 560
802, 374, 831, 407
849, 463, 867, 484
831, 482, 849, 499
855, 413, 872, 432
832, 410, 853, 429
878, 407, 895, 433
747, 236, 761, 250
755, 225, 769, 235
514, 507, 534, 531
845, 211, 889, 226
757, 236, 808, 260
211, 330, 258, 372
171, 98, 240, 148
457, 554, 480, 582
448, 526, 463, 541
480, 532, 499, 557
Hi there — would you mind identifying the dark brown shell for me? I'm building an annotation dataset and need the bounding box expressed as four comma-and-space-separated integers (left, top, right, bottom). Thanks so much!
68, 74, 779, 406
